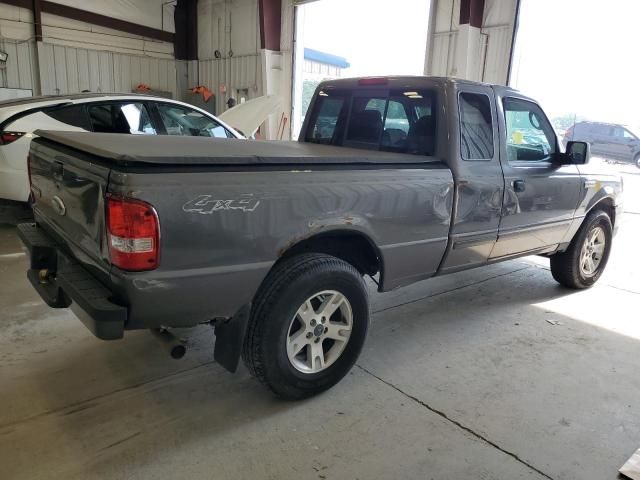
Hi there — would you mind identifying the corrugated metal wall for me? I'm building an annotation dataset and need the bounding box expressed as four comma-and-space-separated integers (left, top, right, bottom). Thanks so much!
428, 31, 458, 77
0, 39, 39, 92
0, 40, 179, 97
426, 0, 517, 85
38, 43, 178, 96
480, 25, 512, 85
196, 54, 263, 114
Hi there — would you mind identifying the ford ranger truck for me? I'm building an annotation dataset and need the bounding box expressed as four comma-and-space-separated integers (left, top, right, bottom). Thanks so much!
18, 77, 623, 399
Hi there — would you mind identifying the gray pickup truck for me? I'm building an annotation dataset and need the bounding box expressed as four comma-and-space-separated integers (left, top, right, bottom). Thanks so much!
19, 77, 623, 399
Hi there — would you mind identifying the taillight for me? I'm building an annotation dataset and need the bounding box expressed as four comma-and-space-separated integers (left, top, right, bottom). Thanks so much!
0, 131, 25, 145
106, 195, 160, 271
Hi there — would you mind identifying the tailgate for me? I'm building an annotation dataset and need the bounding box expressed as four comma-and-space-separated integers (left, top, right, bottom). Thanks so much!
29, 137, 111, 278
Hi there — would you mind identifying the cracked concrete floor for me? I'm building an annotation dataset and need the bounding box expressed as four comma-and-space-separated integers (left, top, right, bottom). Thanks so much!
1, 173, 638, 479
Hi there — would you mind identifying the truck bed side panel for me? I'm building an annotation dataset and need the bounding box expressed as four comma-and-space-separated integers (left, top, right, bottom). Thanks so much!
107, 165, 454, 328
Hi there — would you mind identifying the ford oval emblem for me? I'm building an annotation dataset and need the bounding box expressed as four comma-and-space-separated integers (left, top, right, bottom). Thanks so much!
51, 196, 66, 216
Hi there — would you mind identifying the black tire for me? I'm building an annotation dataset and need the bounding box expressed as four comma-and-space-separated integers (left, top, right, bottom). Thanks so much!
635, 153, 640, 169
242, 253, 369, 400
550, 210, 613, 289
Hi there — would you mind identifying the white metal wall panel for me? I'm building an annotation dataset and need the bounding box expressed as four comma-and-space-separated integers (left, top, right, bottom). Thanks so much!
481, 25, 512, 84
429, 32, 458, 77
426, 0, 517, 84
37, 43, 178, 96
0, 39, 38, 91
196, 55, 263, 114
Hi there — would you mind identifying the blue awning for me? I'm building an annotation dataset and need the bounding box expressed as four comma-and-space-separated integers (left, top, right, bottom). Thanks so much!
303, 48, 350, 69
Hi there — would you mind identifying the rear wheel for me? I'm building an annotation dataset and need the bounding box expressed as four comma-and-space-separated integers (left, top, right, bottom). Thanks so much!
242, 253, 369, 399
550, 210, 612, 289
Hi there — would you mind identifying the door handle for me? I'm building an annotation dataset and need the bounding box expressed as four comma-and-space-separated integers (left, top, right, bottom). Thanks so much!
513, 179, 526, 192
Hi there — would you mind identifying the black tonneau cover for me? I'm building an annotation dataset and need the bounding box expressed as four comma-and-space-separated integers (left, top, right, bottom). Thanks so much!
34, 130, 442, 166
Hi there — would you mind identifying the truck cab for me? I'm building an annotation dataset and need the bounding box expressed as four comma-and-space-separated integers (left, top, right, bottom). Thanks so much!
300, 76, 615, 273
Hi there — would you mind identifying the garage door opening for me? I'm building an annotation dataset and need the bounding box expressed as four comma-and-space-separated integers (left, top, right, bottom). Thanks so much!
291, 0, 431, 139
510, 0, 640, 200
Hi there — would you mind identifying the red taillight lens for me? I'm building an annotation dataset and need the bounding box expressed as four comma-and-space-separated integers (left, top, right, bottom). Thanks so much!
106, 196, 160, 271
0, 131, 25, 145
357, 77, 388, 86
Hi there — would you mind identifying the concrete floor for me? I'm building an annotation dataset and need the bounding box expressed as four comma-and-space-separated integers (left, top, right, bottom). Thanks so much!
1, 167, 638, 480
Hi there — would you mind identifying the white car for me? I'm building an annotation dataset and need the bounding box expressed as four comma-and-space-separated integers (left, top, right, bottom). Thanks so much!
0, 93, 243, 203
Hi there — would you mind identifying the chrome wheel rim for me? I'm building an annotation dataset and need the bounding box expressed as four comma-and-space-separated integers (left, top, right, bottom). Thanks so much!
579, 226, 606, 277
286, 290, 353, 374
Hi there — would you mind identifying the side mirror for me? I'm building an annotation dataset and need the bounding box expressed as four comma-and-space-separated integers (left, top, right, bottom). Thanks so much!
565, 141, 590, 165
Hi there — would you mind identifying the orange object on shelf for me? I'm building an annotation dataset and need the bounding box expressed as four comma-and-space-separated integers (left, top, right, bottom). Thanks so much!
135, 83, 152, 92
190, 85, 214, 103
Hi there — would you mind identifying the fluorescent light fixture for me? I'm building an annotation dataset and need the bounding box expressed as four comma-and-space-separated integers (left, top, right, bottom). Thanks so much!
408, 95, 423, 99
403, 91, 419, 96
318, 91, 328, 96
0, 51, 8, 63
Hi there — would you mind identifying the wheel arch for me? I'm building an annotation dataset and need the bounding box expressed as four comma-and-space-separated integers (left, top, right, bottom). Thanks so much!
587, 196, 616, 227
276, 229, 384, 288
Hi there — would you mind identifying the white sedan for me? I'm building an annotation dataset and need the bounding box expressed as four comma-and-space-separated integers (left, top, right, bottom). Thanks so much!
0, 93, 243, 203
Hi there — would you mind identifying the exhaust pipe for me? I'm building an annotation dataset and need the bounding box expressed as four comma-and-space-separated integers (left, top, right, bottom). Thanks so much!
151, 328, 186, 359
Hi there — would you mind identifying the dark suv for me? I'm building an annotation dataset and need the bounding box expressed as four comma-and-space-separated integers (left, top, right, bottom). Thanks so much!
564, 121, 640, 167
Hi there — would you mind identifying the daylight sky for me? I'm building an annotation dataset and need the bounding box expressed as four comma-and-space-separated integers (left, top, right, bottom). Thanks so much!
511, 0, 640, 132
300, 0, 430, 77
301, 0, 639, 134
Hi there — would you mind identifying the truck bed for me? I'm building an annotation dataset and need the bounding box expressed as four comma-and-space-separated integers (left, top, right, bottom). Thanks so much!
27, 131, 454, 334
34, 130, 444, 167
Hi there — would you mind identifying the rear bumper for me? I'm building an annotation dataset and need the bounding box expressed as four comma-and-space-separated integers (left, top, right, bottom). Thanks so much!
17, 223, 126, 340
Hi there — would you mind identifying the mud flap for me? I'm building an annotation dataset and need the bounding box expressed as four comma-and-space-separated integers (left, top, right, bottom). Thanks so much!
213, 303, 251, 373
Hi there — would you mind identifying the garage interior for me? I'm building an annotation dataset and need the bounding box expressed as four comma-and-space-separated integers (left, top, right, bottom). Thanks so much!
1, 0, 639, 479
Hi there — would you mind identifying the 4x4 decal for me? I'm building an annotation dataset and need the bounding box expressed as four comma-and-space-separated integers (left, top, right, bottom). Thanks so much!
182, 194, 260, 214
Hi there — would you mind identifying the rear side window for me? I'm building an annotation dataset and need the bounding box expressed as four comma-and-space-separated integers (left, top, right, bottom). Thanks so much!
305, 95, 347, 144
305, 88, 437, 156
44, 105, 92, 130
88, 103, 156, 135
459, 93, 494, 160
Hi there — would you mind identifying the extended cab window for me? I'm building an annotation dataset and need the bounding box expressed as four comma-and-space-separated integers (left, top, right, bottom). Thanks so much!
459, 92, 494, 160
305, 88, 436, 156
503, 98, 556, 162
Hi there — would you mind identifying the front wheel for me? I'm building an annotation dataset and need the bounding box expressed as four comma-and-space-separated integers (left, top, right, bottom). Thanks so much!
242, 253, 369, 399
635, 153, 640, 169
550, 210, 613, 289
